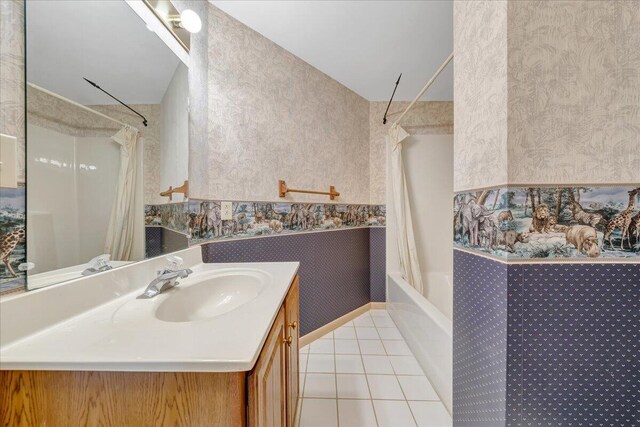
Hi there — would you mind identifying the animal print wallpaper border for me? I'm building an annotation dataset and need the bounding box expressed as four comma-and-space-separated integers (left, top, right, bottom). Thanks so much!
145, 200, 386, 248
0, 186, 26, 295
454, 185, 640, 260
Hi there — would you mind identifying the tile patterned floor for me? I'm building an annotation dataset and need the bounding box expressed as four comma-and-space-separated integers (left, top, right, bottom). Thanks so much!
298, 309, 452, 427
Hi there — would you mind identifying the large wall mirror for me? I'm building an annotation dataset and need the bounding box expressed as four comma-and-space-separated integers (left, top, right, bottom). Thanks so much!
24, 0, 190, 290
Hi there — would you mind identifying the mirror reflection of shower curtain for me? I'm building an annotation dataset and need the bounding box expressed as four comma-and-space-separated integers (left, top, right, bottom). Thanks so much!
388, 124, 424, 293
105, 126, 144, 261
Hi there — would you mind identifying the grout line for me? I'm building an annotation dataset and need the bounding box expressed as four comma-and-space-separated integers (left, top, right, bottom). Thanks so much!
354, 311, 380, 427
298, 343, 310, 427
299, 395, 441, 402
333, 331, 339, 427
380, 312, 426, 426
376, 315, 420, 427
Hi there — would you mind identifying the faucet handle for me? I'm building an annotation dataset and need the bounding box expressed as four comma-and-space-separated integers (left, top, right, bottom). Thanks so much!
19, 262, 35, 272
88, 254, 111, 269
165, 255, 184, 271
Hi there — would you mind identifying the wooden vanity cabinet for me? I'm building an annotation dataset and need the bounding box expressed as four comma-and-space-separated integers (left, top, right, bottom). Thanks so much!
284, 276, 300, 427
248, 275, 300, 427
0, 275, 300, 427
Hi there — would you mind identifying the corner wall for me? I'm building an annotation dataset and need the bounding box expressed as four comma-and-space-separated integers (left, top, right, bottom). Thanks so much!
0, 0, 25, 295
370, 101, 454, 318
190, 4, 370, 204
183, 2, 383, 335
201, 228, 372, 336
453, 0, 508, 192
453, 1, 640, 425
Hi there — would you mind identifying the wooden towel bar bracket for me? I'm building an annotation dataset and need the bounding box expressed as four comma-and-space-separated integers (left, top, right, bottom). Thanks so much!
278, 180, 340, 200
160, 180, 189, 201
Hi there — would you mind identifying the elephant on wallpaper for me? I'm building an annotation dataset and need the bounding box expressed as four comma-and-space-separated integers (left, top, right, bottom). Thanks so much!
459, 199, 494, 247
478, 214, 499, 249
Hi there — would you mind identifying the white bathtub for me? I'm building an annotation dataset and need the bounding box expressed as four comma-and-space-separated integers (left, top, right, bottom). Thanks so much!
387, 272, 453, 414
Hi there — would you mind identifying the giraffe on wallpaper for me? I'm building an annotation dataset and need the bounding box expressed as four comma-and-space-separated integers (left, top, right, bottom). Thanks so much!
604, 188, 639, 250
629, 211, 640, 242
0, 227, 26, 277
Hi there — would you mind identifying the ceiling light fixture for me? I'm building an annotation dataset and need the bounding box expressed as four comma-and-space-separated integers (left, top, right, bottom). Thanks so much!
179, 9, 201, 33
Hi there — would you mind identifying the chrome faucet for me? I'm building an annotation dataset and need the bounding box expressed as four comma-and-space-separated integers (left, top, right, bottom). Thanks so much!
82, 254, 113, 276
138, 256, 193, 299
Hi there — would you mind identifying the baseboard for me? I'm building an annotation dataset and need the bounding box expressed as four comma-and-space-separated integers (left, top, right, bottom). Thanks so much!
370, 302, 386, 309
300, 302, 382, 347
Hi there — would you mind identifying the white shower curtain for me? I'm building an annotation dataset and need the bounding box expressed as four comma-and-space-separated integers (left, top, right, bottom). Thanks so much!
105, 126, 142, 261
388, 124, 424, 294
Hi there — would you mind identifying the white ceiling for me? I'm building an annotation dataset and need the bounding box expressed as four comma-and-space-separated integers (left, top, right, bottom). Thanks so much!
210, 1, 453, 101
26, 0, 180, 106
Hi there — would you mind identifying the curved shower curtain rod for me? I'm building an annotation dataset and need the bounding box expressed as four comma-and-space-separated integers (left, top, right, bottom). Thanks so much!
389, 52, 454, 128
27, 83, 139, 132
83, 78, 148, 127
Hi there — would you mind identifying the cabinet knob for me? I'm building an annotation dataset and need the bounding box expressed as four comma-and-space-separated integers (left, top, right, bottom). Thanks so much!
288, 321, 297, 329
284, 336, 293, 346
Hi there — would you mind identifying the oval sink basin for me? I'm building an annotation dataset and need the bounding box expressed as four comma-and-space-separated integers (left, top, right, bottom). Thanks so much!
154, 272, 265, 323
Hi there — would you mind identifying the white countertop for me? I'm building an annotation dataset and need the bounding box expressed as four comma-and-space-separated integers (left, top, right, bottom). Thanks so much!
0, 253, 299, 372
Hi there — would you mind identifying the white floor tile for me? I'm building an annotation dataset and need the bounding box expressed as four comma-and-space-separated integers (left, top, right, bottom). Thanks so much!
300, 398, 338, 427
304, 373, 336, 398
397, 376, 439, 401
389, 356, 425, 375
373, 316, 396, 328
383, 340, 413, 356
334, 339, 360, 355
307, 354, 335, 373
362, 355, 395, 374
408, 401, 452, 427
353, 315, 375, 327
338, 399, 378, 427
299, 310, 449, 427
377, 327, 403, 340
309, 339, 335, 354
367, 374, 405, 400
358, 339, 386, 355
369, 309, 391, 318
334, 326, 357, 340
355, 327, 380, 340
335, 354, 365, 374
336, 374, 371, 399
373, 400, 417, 427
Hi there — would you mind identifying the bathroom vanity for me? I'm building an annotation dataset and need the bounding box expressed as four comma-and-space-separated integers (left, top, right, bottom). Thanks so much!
0, 248, 300, 426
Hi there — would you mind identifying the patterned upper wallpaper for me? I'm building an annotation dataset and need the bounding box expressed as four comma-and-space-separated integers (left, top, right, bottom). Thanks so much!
453, 0, 508, 193
507, 0, 640, 185
145, 200, 386, 246
0, 0, 25, 184
189, 4, 370, 204
454, 185, 640, 260
454, 0, 640, 192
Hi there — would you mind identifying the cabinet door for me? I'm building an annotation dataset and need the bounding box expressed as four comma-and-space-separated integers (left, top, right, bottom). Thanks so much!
248, 307, 287, 427
285, 276, 300, 427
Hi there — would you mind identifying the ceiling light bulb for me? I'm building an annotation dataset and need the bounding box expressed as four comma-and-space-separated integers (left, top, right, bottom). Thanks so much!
180, 9, 201, 33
